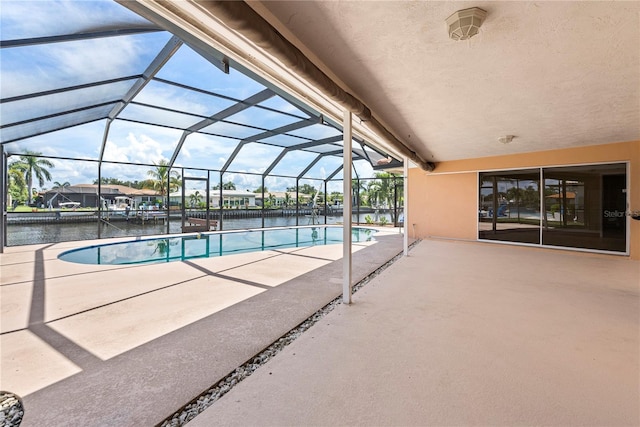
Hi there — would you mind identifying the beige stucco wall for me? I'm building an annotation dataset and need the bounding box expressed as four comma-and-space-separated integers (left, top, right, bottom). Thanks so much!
408, 140, 640, 259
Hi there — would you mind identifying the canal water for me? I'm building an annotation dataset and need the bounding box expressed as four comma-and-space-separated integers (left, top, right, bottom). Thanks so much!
7, 213, 396, 246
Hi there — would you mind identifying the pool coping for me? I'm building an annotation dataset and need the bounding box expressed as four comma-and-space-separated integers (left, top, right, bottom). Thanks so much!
56, 225, 381, 265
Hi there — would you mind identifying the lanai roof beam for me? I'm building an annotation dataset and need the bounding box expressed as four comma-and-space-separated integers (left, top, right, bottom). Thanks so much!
295, 135, 343, 148
222, 116, 322, 174
261, 135, 344, 177
325, 164, 343, 181
220, 142, 247, 175
357, 141, 373, 164
1, 101, 119, 143
173, 88, 275, 168
0, 26, 163, 49
0, 76, 141, 104
240, 118, 320, 144
262, 150, 289, 178
297, 149, 344, 180
108, 35, 183, 120
182, 41, 229, 74
100, 35, 183, 162
297, 154, 324, 180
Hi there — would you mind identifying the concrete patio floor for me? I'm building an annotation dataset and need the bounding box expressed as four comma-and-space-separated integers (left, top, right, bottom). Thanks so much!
2, 234, 638, 426
0, 227, 407, 426
190, 239, 639, 427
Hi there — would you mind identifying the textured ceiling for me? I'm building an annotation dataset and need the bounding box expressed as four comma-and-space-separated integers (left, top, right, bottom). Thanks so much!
251, 1, 640, 163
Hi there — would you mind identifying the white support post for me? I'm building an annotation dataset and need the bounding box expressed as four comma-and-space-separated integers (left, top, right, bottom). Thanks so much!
0, 144, 5, 254
403, 156, 409, 256
343, 110, 353, 304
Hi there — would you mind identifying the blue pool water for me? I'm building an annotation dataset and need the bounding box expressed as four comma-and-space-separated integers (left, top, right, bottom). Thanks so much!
58, 226, 376, 265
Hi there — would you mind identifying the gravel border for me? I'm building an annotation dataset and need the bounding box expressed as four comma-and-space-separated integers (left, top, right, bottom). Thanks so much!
0, 391, 24, 427
160, 241, 418, 426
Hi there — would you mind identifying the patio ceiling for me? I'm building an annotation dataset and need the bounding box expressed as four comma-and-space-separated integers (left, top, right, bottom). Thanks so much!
0, 1, 399, 182
133, 0, 640, 166
251, 1, 640, 163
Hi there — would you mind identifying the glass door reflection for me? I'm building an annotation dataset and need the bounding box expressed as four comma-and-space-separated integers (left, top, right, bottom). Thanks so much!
478, 169, 540, 244
542, 164, 626, 252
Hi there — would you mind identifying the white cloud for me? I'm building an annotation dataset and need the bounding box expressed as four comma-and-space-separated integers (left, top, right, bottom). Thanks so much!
326, 181, 343, 193
1, 1, 88, 39
102, 133, 164, 164
48, 159, 97, 185
179, 146, 191, 160
54, 38, 142, 81
353, 159, 375, 178
225, 143, 281, 173
172, 135, 237, 169
135, 84, 212, 117
2, 33, 150, 99
226, 173, 262, 191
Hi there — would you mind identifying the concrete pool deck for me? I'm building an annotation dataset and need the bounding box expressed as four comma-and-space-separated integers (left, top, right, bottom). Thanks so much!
1, 227, 407, 426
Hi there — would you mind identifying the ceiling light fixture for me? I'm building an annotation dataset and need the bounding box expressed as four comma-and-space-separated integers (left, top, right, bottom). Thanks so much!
498, 135, 515, 144
445, 7, 487, 41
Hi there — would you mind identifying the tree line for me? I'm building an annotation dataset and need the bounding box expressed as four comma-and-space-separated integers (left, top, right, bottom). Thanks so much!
7, 154, 182, 206
7, 152, 406, 210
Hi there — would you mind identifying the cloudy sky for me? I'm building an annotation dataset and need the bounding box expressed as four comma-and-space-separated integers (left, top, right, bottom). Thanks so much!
1, 0, 377, 193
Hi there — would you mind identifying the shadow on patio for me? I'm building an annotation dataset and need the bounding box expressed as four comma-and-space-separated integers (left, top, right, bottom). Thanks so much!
190, 239, 640, 426
0, 228, 407, 426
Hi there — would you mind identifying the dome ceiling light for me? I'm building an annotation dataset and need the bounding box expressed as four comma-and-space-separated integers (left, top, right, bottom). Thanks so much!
445, 7, 487, 41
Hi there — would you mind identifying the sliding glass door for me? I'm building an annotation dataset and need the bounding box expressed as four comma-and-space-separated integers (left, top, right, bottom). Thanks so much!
479, 163, 627, 253
479, 169, 540, 244
542, 164, 627, 252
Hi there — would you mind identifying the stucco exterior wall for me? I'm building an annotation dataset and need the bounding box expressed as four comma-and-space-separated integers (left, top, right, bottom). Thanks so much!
408, 140, 640, 259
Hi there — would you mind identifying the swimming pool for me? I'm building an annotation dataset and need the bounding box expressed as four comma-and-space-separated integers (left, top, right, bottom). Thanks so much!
58, 226, 376, 265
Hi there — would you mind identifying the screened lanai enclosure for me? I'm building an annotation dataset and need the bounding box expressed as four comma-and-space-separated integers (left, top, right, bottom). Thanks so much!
0, 0, 406, 249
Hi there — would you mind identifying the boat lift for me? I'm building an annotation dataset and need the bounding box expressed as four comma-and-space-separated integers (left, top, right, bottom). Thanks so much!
47, 191, 81, 210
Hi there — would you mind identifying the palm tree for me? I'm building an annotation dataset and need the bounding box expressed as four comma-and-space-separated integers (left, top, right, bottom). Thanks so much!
366, 172, 403, 223
253, 185, 268, 193
149, 238, 179, 257
367, 172, 398, 209
145, 159, 181, 204
8, 162, 27, 205
53, 181, 70, 188
12, 151, 54, 205
189, 191, 202, 208
213, 181, 236, 190
352, 179, 367, 207
366, 180, 384, 208
169, 174, 182, 194
283, 192, 292, 208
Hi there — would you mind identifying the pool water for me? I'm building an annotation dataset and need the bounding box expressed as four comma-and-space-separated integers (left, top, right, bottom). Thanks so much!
58, 226, 376, 265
